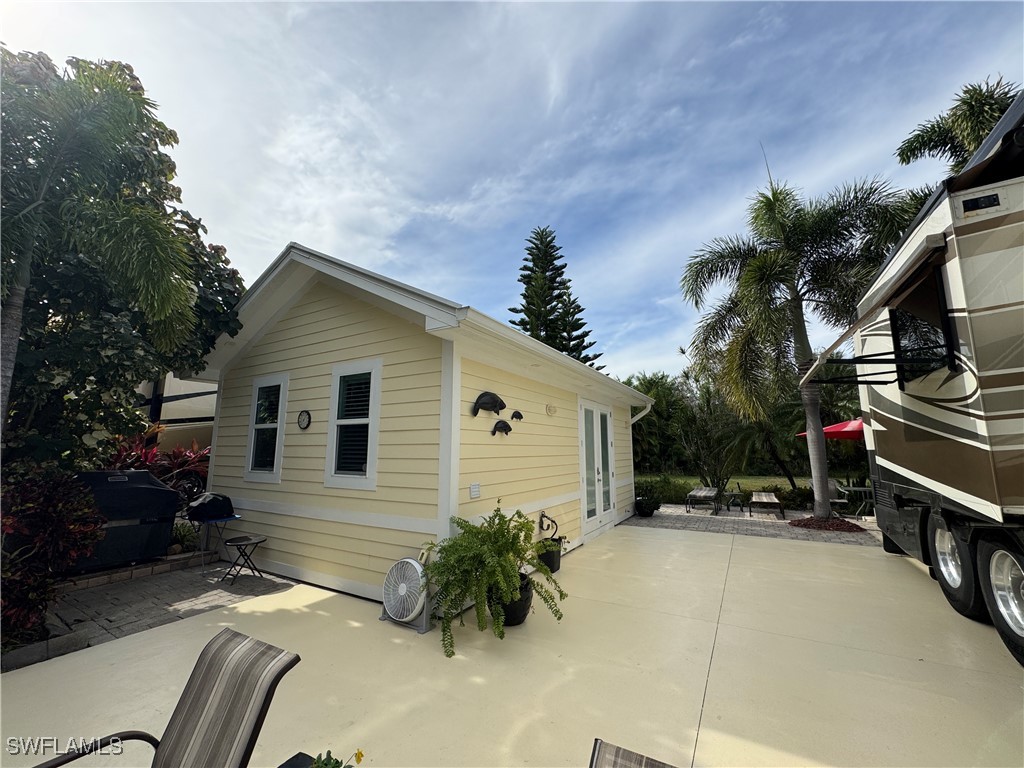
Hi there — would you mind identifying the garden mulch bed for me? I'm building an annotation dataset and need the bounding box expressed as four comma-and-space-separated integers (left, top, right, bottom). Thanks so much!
788, 516, 866, 533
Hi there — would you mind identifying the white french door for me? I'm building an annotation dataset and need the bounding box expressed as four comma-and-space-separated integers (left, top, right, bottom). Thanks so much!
581, 401, 614, 539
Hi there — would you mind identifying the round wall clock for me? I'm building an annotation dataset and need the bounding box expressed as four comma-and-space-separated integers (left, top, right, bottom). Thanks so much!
297, 410, 312, 430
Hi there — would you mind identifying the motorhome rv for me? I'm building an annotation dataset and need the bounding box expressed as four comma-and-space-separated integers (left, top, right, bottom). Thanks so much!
804, 94, 1024, 664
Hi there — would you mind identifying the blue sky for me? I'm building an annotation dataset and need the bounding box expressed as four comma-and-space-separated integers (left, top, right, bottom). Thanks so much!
4, 1, 1022, 380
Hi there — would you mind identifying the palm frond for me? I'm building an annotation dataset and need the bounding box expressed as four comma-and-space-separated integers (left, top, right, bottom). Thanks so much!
897, 77, 1020, 174
896, 116, 962, 167
681, 235, 759, 308
720, 323, 781, 421
685, 292, 747, 375
735, 249, 793, 335
65, 196, 196, 351
748, 181, 801, 244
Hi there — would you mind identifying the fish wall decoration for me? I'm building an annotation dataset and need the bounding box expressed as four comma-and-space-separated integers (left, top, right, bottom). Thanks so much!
491, 420, 512, 436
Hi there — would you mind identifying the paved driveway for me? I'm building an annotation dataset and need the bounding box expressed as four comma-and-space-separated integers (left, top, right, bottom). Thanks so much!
2, 525, 1021, 767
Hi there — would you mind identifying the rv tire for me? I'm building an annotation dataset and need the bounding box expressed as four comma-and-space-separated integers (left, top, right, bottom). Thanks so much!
977, 538, 1024, 667
926, 514, 989, 622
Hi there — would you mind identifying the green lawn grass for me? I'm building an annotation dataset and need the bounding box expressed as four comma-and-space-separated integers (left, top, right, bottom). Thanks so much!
636, 474, 815, 507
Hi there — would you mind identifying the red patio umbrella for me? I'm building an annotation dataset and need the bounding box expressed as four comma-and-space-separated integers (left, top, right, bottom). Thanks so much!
797, 417, 864, 440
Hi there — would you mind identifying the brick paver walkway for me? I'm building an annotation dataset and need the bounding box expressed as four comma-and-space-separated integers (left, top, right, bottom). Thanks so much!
52, 563, 294, 648
622, 503, 882, 547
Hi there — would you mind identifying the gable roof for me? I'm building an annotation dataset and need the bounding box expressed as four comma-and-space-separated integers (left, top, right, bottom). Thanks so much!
200, 243, 652, 410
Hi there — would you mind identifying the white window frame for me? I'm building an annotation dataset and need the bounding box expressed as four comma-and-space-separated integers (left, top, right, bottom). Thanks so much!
324, 358, 382, 491
243, 372, 289, 484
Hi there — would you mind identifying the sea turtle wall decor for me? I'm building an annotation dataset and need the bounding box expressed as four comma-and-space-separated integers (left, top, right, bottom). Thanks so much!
472, 391, 506, 416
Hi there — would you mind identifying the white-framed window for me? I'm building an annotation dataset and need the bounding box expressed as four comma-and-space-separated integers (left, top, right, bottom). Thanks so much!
324, 358, 382, 491
244, 372, 289, 483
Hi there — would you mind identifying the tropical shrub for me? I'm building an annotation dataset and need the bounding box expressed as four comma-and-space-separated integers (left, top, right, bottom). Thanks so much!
171, 521, 200, 552
634, 476, 670, 515
1, 463, 106, 648
106, 428, 210, 510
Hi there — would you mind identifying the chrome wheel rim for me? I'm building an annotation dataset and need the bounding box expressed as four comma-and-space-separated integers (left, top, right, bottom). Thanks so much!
989, 549, 1024, 638
934, 526, 962, 589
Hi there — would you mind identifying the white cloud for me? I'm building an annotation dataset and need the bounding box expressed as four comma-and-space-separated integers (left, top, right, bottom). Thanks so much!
2, 0, 1021, 382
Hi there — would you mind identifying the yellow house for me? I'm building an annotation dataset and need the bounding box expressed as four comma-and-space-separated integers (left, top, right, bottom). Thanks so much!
198, 243, 653, 600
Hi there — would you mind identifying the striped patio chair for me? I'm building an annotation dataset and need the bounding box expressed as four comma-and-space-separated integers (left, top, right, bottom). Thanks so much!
589, 738, 679, 768
35, 628, 300, 768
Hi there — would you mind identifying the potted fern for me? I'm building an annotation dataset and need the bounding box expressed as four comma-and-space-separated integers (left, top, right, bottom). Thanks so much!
424, 503, 567, 658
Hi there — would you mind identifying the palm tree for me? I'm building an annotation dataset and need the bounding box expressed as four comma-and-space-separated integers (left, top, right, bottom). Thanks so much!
681, 177, 901, 518
728, 388, 805, 490
897, 77, 1020, 175
1, 48, 196, 433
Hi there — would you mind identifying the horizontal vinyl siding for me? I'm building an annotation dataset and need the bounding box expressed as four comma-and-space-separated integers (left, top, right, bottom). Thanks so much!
220, 510, 431, 578
210, 282, 442, 591
458, 359, 579, 527
613, 405, 638, 519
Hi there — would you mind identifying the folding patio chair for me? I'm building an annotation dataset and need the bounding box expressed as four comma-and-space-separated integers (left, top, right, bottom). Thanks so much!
34, 628, 300, 768
827, 479, 850, 516
589, 738, 680, 768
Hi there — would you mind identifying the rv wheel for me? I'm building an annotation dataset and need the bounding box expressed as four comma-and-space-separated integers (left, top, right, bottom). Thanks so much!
977, 538, 1024, 667
926, 514, 989, 622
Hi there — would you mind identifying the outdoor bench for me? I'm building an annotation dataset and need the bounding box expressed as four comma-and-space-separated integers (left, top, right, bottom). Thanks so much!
749, 491, 785, 519
686, 486, 719, 514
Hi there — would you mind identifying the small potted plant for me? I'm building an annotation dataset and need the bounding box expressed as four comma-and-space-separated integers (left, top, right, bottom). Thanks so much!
634, 477, 665, 517
424, 502, 567, 658
309, 750, 363, 768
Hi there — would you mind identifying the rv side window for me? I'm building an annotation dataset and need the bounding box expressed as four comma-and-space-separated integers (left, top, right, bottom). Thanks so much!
889, 266, 957, 385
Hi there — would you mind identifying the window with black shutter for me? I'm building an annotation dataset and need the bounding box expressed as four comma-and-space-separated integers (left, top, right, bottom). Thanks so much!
334, 372, 371, 475
325, 359, 381, 489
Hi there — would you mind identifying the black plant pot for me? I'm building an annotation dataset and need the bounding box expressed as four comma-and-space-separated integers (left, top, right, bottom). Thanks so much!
635, 498, 656, 517
497, 573, 534, 626
538, 538, 563, 573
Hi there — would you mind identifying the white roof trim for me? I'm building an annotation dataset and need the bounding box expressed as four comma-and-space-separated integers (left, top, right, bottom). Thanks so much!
457, 309, 652, 406
201, 242, 653, 409
243, 242, 468, 328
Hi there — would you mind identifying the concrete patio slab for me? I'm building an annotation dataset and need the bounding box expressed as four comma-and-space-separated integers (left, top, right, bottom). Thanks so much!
1, 525, 1020, 768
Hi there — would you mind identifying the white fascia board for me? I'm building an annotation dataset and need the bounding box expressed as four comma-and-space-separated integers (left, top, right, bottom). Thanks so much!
454, 309, 654, 409
287, 243, 468, 330
197, 260, 319, 382
199, 242, 468, 380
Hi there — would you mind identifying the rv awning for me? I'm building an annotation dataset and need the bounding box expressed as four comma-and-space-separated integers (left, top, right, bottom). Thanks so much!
798, 232, 947, 387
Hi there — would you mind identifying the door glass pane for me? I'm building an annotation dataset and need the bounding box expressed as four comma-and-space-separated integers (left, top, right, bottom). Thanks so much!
584, 408, 596, 519
255, 385, 280, 425
600, 412, 611, 510
251, 427, 277, 471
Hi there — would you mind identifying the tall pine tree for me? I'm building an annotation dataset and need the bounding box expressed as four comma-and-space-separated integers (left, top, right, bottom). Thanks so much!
509, 226, 602, 368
